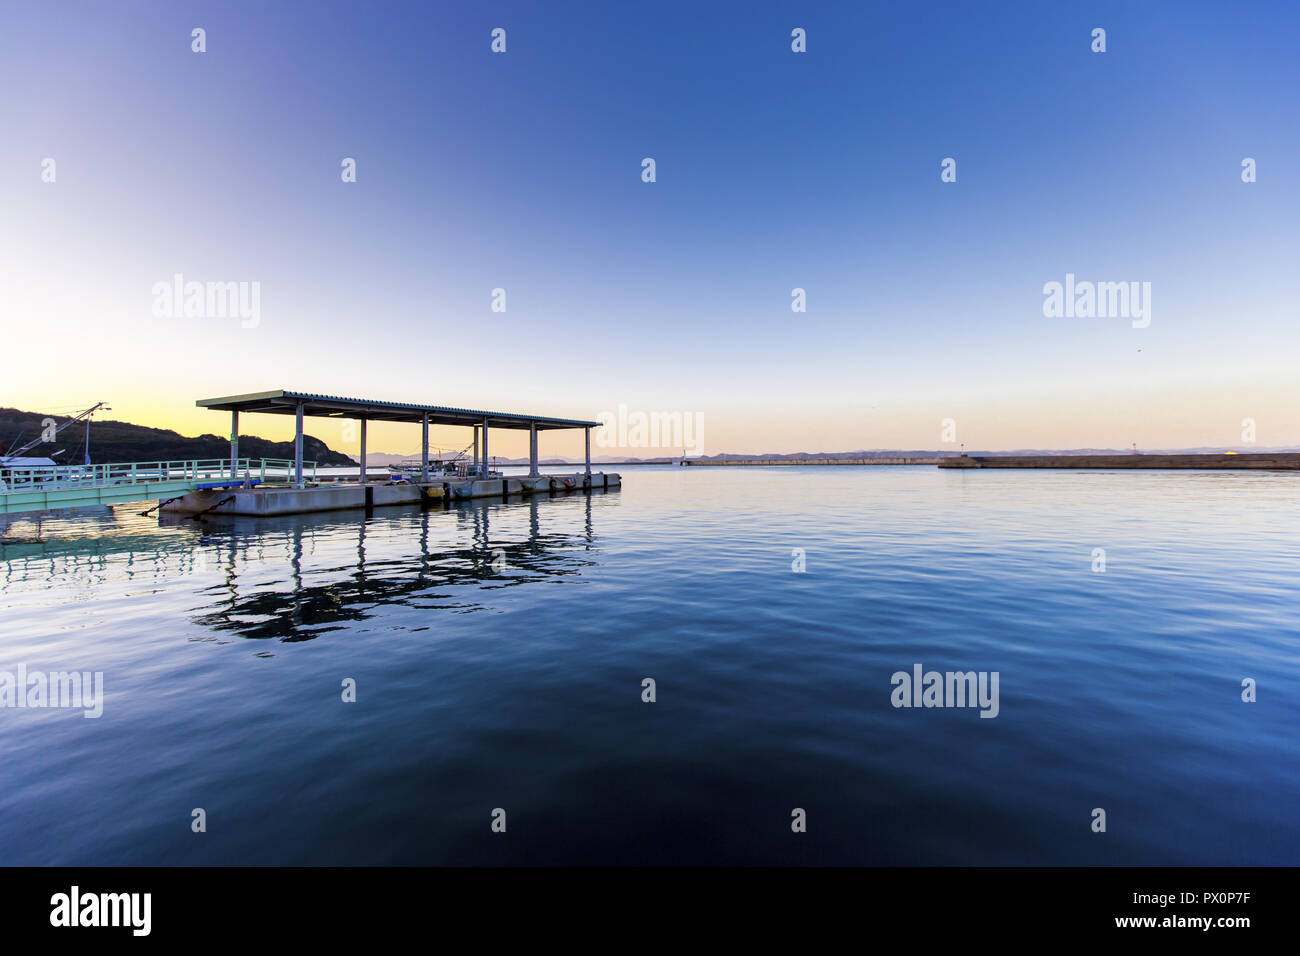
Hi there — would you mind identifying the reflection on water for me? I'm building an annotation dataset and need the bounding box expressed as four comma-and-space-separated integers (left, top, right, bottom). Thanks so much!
177, 495, 600, 642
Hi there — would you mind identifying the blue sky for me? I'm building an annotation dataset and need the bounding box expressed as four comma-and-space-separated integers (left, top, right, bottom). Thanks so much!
3, 1, 1298, 455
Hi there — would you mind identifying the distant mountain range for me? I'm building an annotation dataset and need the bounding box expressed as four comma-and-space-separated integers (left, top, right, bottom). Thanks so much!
0, 407, 357, 466
362, 451, 601, 466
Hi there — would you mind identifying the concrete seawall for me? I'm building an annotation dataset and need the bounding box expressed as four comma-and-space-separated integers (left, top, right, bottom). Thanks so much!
938, 454, 1300, 470
161, 473, 621, 517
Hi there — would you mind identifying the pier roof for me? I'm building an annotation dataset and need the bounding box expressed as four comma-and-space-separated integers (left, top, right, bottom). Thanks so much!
197, 390, 601, 430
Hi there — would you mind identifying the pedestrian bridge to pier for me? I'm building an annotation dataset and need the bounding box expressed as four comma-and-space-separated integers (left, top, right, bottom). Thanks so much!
0, 458, 303, 515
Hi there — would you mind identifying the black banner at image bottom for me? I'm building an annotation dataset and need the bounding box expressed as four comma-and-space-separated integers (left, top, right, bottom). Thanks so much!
0, 866, 1278, 941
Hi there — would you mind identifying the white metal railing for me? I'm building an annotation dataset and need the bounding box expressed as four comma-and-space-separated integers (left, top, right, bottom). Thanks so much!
0, 457, 317, 493
252, 458, 317, 484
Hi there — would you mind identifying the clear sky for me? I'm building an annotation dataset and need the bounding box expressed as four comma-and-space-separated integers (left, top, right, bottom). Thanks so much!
2, 1, 1298, 458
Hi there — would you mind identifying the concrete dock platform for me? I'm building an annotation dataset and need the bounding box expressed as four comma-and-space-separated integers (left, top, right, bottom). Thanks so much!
161, 472, 621, 517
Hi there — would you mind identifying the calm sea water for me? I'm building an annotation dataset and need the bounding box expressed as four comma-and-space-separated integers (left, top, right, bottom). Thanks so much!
1, 466, 1297, 865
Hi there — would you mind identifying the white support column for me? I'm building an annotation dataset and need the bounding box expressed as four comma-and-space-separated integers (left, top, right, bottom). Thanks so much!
230, 410, 239, 481
359, 419, 368, 486
529, 422, 538, 477
294, 403, 304, 488
473, 425, 480, 475
481, 419, 490, 477
584, 427, 591, 476
421, 413, 429, 482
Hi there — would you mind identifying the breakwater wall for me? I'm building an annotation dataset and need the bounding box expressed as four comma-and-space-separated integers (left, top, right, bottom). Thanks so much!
938, 454, 1300, 470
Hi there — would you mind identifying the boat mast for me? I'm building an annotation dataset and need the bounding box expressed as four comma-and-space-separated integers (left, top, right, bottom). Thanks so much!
2, 402, 107, 463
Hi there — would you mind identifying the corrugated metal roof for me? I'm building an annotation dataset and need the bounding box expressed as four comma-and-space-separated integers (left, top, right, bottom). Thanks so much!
196, 390, 601, 429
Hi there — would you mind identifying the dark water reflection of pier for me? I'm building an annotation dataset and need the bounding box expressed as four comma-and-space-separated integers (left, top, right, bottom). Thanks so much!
185, 493, 603, 642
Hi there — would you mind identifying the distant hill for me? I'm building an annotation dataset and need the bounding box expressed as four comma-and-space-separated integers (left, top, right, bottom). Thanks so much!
0, 407, 356, 466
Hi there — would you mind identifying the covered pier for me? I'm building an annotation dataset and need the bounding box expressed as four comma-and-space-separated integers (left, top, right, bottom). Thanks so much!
159, 390, 618, 517
197, 389, 601, 487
